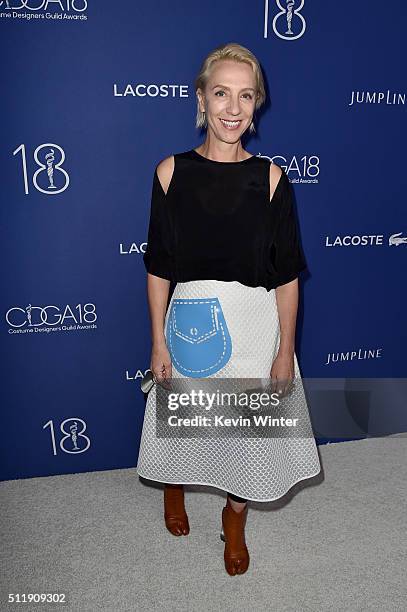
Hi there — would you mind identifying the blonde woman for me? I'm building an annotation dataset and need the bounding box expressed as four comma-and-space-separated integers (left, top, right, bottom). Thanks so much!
137, 42, 321, 576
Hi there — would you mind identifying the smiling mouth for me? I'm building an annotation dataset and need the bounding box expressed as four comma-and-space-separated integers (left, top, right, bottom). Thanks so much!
219, 118, 242, 129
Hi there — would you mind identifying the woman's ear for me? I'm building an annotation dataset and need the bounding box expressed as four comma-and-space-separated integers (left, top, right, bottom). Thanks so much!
196, 88, 205, 113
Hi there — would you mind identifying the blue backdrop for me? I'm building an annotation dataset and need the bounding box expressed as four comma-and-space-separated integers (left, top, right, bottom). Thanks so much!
1, 0, 406, 481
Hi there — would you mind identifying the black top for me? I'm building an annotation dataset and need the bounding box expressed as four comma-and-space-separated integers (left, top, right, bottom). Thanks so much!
143, 148, 307, 291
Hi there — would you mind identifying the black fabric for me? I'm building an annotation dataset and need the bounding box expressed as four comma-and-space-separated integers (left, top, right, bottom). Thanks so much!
143, 149, 307, 291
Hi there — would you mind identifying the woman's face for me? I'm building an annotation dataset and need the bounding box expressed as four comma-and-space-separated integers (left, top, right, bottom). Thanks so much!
197, 59, 257, 143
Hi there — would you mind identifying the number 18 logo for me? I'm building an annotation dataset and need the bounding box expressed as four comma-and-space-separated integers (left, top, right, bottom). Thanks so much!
263, 0, 306, 40
13, 143, 70, 195
43, 418, 90, 455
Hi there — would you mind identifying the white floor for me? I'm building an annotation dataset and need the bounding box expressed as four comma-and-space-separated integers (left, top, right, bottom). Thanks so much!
1, 436, 406, 612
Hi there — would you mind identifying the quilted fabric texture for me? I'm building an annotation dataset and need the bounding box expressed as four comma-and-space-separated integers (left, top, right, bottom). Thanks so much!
136, 280, 321, 502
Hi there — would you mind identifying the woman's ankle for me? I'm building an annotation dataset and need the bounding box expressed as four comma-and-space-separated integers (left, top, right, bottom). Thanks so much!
228, 496, 247, 513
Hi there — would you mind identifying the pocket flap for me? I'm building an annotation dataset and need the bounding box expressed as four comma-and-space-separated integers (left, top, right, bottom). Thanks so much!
172, 299, 218, 343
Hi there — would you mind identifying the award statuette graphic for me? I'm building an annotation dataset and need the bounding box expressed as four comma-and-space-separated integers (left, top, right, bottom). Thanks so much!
70, 421, 80, 452
264, 0, 306, 41
285, 0, 294, 35
26, 304, 32, 326
45, 149, 57, 190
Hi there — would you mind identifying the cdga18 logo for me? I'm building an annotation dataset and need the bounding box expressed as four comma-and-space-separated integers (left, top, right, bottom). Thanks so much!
6, 303, 97, 328
0, 1, 87, 10
257, 154, 320, 178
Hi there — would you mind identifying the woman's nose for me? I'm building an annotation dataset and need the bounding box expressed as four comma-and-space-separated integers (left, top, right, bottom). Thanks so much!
226, 96, 241, 115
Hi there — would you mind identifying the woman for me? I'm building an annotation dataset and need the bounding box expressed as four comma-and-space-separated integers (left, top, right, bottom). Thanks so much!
136, 42, 321, 576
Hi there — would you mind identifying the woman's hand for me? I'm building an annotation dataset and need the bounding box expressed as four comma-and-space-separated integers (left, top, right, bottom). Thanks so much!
270, 351, 294, 397
151, 340, 172, 386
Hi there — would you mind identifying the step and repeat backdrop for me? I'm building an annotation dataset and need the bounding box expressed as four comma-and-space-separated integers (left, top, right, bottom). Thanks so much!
1, 1, 406, 480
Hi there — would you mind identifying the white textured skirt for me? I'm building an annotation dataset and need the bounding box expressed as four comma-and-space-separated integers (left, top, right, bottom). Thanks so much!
136, 279, 321, 502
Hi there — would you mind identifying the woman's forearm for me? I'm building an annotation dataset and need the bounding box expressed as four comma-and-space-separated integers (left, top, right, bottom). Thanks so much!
275, 278, 299, 356
146, 273, 170, 345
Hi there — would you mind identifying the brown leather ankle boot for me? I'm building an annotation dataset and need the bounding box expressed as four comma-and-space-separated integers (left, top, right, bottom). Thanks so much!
164, 484, 190, 536
220, 496, 250, 575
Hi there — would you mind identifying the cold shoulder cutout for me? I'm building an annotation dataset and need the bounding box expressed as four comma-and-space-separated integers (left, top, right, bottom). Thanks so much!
269, 162, 284, 202
156, 155, 175, 196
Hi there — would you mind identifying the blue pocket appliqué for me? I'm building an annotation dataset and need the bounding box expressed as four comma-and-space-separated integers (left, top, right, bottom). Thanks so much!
166, 297, 232, 377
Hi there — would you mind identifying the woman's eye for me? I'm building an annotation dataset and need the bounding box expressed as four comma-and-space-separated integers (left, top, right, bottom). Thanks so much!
214, 91, 253, 99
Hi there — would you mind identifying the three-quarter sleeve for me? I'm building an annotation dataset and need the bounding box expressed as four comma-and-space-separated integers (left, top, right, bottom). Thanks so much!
143, 167, 173, 280
269, 170, 307, 287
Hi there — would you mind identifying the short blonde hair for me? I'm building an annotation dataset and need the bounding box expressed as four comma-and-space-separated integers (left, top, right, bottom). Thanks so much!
194, 42, 266, 133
